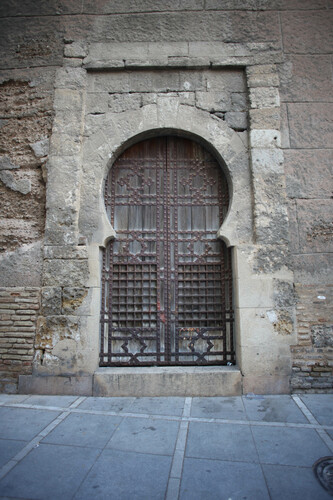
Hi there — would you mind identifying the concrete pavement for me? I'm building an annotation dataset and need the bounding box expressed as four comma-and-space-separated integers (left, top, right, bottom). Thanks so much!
0, 393, 332, 499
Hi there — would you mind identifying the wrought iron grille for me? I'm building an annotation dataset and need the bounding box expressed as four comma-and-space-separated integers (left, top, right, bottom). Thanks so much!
100, 136, 235, 366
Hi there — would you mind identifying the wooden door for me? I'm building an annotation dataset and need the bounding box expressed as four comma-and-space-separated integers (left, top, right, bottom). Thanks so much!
100, 136, 234, 366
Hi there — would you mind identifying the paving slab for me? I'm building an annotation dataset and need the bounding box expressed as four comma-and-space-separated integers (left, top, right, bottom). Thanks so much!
43, 412, 123, 448
180, 457, 270, 500
74, 448, 172, 500
0, 439, 26, 469
0, 394, 29, 404
23, 395, 78, 408
0, 443, 100, 500
262, 463, 332, 500
243, 394, 309, 423
251, 425, 332, 467
186, 421, 259, 462
107, 416, 179, 455
191, 396, 247, 420
128, 397, 185, 416
77, 396, 135, 412
299, 395, 333, 426
0, 407, 60, 441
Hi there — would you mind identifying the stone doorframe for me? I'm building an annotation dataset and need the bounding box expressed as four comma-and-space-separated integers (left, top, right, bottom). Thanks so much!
22, 41, 296, 395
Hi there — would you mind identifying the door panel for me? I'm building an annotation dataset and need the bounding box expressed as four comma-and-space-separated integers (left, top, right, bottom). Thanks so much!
100, 136, 234, 366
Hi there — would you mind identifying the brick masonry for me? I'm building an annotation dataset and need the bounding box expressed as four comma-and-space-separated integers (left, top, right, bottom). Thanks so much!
0, 288, 40, 393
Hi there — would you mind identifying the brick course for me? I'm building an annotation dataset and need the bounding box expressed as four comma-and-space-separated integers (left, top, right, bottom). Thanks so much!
0, 288, 40, 393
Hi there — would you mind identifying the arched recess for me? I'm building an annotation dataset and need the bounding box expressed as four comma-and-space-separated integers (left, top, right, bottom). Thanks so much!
99, 135, 235, 366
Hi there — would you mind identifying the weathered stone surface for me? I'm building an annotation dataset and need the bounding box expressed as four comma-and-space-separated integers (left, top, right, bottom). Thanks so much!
62, 288, 88, 314
30, 137, 49, 158
64, 41, 88, 59
296, 199, 333, 254
249, 87, 280, 109
90, 11, 280, 43
250, 129, 280, 148
0, 156, 19, 170
284, 150, 333, 199
279, 56, 333, 103
83, 0, 204, 14
293, 254, 333, 284
311, 325, 333, 348
281, 11, 333, 54
0, 170, 31, 195
287, 199, 300, 253
0, 0, 82, 16
108, 93, 142, 112
43, 260, 89, 287
41, 287, 62, 316
288, 103, 333, 149
207, 0, 327, 8
225, 111, 247, 130
54, 68, 86, 90
253, 244, 291, 273
0, 241, 42, 286
0, 17, 64, 69
196, 91, 231, 112
19, 374, 92, 396
249, 108, 280, 130
43, 246, 88, 260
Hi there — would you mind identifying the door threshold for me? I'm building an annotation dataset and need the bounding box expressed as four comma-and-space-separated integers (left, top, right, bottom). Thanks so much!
93, 365, 242, 397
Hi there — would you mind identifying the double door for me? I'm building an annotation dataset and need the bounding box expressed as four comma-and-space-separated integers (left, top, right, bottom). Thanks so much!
100, 136, 234, 366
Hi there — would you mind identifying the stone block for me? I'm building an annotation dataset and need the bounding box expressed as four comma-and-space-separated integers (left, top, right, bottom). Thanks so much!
91, 11, 280, 44
249, 87, 280, 109
288, 103, 333, 149
108, 93, 142, 112
93, 366, 242, 397
281, 11, 333, 54
83, 0, 203, 13
249, 108, 281, 130
88, 72, 130, 93
53, 89, 84, 111
250, 129, 281, 148
279, 56, 333, 103
251, 148, 284, 174
196, 91, 231, 112
225, 112, 248, 131
43, 246, 88, 260
64, 41, 88, 59
43, 259, 89, 287
54, 68, 86, 90
253, 244, 291, 273
19, 374, 92, 395
247, 72, 279, 88
41, 287, 62, 316
49, 133, 82, 156
84, 42, 149, 65
148, 41, 189, 58
284, 150, 333, 199
296, 199, 333, 254
206, 69, 246, 92
231, 93, 247, 112
86, 92, 109, 114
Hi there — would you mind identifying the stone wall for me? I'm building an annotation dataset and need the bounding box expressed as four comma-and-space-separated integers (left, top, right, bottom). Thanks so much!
0, 0, 332, 393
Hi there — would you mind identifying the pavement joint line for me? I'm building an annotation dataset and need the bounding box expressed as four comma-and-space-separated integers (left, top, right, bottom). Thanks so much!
166, 400, 191, 500
292, 394, 333, 452
1, 401, 333, 430
0, 409, 71, 481
68, 396, 87, 408
292, 395, 320, 425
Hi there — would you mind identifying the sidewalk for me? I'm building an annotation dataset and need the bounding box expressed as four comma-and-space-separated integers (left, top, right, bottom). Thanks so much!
0, 393, 332, 499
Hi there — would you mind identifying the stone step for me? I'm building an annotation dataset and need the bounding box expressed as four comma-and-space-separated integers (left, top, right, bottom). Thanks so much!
93, 366, 242, 397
